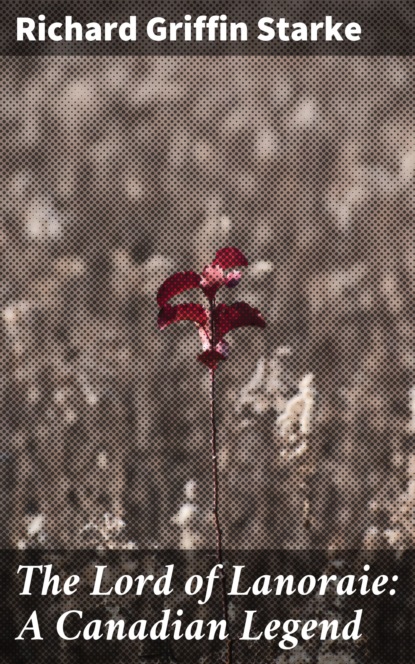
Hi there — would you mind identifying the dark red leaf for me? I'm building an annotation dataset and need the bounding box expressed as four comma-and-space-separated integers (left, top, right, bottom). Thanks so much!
212, 247, 248, 270
214, 302, 266, 339
158, 303, 207, 330
197, 349, 227, 370
157, 271, 201, 308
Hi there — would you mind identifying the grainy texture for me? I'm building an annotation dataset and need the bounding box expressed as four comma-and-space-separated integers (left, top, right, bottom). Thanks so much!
0, 56, 414, 555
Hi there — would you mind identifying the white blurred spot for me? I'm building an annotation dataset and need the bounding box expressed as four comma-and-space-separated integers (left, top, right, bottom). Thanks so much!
280, 440, 308, 461
249, 260, 274, 277
97, 451, 108, 469
172, 503, 197, 526
184, 480, 197, 500
290, 97, 317, 127
27, 386, 41, 403
83, 387, 99, 406
125, 176, 143, 201
220, 215, 231, 232
144, 254, 172, 272
53, 388, 67, 405
13, 342, 24, 356
55, 256, 86, 277
3, 306, 17, 324
27, 514, 44, 538
25, 198, 62, 240
277, 373, 315, 438
64, 408, 77, 424
103, 513, 125, 535
255, 129, 279, 159
67, 81, 94, 103
195, 140, 215, 163
384, 529, 401, 547
276, 345, 292, 356
407, 388, 415, 434
401, 151, 415, 182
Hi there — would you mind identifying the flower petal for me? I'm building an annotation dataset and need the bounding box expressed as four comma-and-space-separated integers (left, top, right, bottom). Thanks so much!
200, 264, 226, 300
157, 271, 201, 308
214, 302, 266, 339
197, 349, 227, 370
158, 303, 207, 330
215, 339, 229, 358
225, 270, 242, 288
212, 247, 248, 270
198, 325, 211, 351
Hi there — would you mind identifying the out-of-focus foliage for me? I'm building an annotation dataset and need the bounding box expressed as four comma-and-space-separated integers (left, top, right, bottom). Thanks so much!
0, 56, 414, 552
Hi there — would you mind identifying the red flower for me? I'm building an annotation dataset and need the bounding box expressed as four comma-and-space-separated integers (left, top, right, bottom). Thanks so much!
157, 247, 266, 370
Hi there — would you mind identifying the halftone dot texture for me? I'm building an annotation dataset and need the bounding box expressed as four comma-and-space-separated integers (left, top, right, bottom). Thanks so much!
2, 54, 415, 551
0, 36, 415, 664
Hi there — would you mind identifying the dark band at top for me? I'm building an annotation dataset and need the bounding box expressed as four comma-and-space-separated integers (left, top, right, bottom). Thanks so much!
2, 1, 415, 55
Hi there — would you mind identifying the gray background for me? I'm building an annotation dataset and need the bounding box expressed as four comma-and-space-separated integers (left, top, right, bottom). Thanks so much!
1, 56, 414, 552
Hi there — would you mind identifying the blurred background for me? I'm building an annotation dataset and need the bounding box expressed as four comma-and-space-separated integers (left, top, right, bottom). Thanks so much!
1, 55, 415, 550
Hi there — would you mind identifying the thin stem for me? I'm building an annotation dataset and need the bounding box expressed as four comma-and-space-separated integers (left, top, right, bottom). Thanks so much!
209, 298, 233, 662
